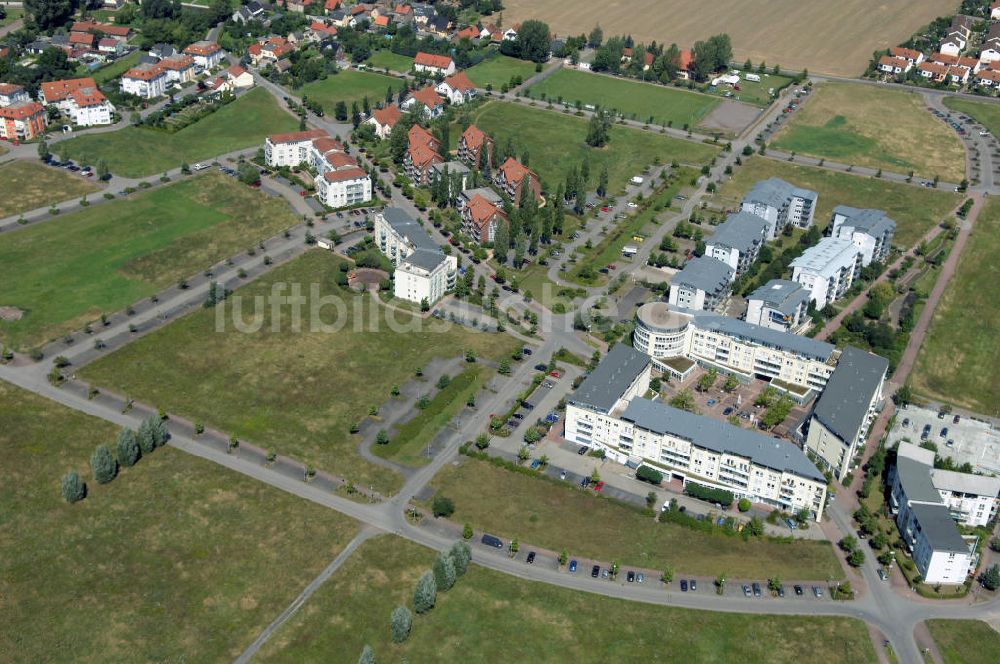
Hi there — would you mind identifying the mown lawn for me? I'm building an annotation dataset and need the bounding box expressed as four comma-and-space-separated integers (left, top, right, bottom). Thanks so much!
92, 50, 141, 85
0, 381, 357, 664
258, 535, 874, 663
466, 101, 718, 195
55, 88, 298, 177
0, 173, 299, 350
366, 50, 414, 73
420, 457, 844, 580
943, 96, 1000, 137
80, 251, 518, 495
772, 82, 965, 181
926, 620, 1000, 664
0, 160, 101, 219
527, 68, 721, 128
711, 157, 960, 248
912, 198, 1000, 414
465, 55, 538, 89
298, 70, 402, 114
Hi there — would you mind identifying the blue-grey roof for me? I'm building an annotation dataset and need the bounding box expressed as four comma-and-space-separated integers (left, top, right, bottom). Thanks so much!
676, 306, 836, 361
382, 207, 440, 252
708, 212, 768, 253
896, 456, 943, 504
403, 248, 447, 271
812, 346, 888, 444
832, 205, 897, 237
748, 279, 810, 316
673, 257, 733, 294
569, 344, 650, 413
744, 178, 817, 209
790, 237, 860, 277
432, 160, 470, 175
909, 503, 970, 553
621, 398, 825, 482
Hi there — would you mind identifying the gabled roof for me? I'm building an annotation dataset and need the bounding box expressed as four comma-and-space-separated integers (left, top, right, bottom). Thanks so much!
407, 142, 441, 169
123, 63, 167, 80
71, 20, 130, 37
408, 123, 439, 148
371, 103, 401, 127
324, 166, 367, 182
465, 193, 505, 228
879, 55, 909, 69
442, 71, 475, 92
0, 100, 45, 119
409, 85, 443, 109
70, 87, 108, 107
498, 156, 535, 185
460, 123, 490, 151
40, 77, 98, 103
743, 177, 817, 209
414, 51, 453, 69
890, 46, 922, 60
325, 151, 356, 168
183, 40, 222, 56
312, 136, 344, 153
0, 83, 25, 96
268, 128, 327, 144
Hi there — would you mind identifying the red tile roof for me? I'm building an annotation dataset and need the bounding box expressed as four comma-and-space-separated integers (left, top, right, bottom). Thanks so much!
324, 167, 368, 182
325, 0, 342, 9
879, 55, 908, 69
455, 26, 479, 40
890, 47, 922, 61
0, 83, 25, 96
71, 20, 130, 37
414, 51, 453, 70
310, 21, 338, 35
227, 64, 249, 77
499, 156, 535, 185
159, 55, 195, 70
123, 64, 167, 80
268, 128, 328, 144
679, 49, 692, 70
461, 123, 489, 151
394, 4, 411, 14
325, 151, 357, 168
407, 143, 441, 169
69, 32, 96, 46
372, 103, 402, 127
978, 68, 1000, 82
374, 15, 389, 27
410, 85, 442, 109
408, 123, 439, 148
70, 87, 108, 106
443, 71, 476, 92
183, 41, 222, 56
312, 136, 344, 153
467, 193, 504, 226
40, 77, 98, 103
0, 100, 45, 119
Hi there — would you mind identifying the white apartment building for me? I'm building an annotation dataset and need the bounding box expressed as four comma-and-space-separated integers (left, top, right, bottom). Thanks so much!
182, 40, 225, 69
0, 83, 29, 107
667, 256, 734, 312
66, 88, 115, 126
745, 279, 811, 332
633, 302, 837, 392
790, 237, 862, 309
805, 346, 888, 480
374, 207, 457, 304
704, 212, 769, 277
741, 178, 818, 239
931, 467, 1000, 527
265, 131, 372, 208
828, 206, 897, 266
317, 167, 371, 208
264, 129, 328, 167
120, 64, 169, 99
565, 345, 828, 520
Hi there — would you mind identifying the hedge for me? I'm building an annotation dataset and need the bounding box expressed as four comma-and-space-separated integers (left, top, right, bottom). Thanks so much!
684, 482, 734, 508
636, 465, 664, 485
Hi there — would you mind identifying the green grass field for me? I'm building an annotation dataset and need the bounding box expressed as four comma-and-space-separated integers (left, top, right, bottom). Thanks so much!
926, 620, 1000, 664
0, 160, 101, 219
258, 535, 873, 663
466, 101, 718, 195
0, 381, 357, 663
365, 50, 414, 73
55, 88, 298, 177
0, 5, 23, 26
298, 70, 402, 114
943, 96, 1000, 137
710, 72, 794, 106
527, 68, 721, 128
912, 198, 1000, 414
0, 173, 299, 350
772, 82, 965, 181
80, 251, 518, 494
712, 157, 960, 248
91, 50, 141, 85
465, 55, 538, 89
421, 457, 844, 579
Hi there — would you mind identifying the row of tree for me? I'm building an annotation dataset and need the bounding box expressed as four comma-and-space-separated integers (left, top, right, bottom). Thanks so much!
590, 31, 733, 83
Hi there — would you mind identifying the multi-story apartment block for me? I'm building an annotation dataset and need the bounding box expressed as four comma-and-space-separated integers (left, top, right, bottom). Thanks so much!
494, 157, 541, 205
744, 279, 811, 332
38, 77, 115, 126
931, 466, 1000, 528
828, 206, 896, 266
121, 63, 169, 99
182, 40, 225, 69
0, 83, 29, 107
264, 129, 327, 166
790, 237, 862, 309
0, 101, 47, 140
461, 193, 507, 244
374, 208, 457, 304
317, 167, 371, 208
704, 211, 769, 277
741, 178, 818, 239
158, 55, 198, 84
667, 256, 734, 312
264, 131, 371, 208
458, 123, 492, 167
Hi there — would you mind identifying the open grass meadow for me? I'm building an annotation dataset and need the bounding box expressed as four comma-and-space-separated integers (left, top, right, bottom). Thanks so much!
466, 101, 718, 195
80, 250, 518, 494
92, 50, 141, 85
527, 68, 721, 128
421, 456, 844, 580
772, 82, 965, 181
258, 535, 874, 663
711, 157, 960, 248
55, 88, 299, 177
464, 54, 538, 89
0, 5, 23, 26
0, 381, 357, 663
926, 620, 1000, 664
365, 50, 414, 73
911, 198, 1000, 414
298, 69, 402, 114
0, 173, 299, 350
943, 96, 1000, 136
0, 160, 101, 218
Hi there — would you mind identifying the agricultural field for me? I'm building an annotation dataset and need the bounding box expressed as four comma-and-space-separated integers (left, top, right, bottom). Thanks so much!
298, 70, 402, 114
365, 50, 414, 73
420, 456, 844, 580
527, 68, 721, 129
943, 96, 1000, 136
0, 160, 101, 219
464, 55, 538, 89
0, 381, 357, 663
926, 620, 1000, 664
55, 88, 298, 177
0, 173, 299, 350
911, 198, 1000, 414
258, 535, 873, 663
711, 157, 960, 248
466, 101, 718, 195
80, 251, 518, 495
503, 0, 954, 77
772, 82, 965, 181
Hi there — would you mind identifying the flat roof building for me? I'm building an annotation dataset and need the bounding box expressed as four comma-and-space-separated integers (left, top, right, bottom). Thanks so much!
741, 178, 818, 239
374, 208, 456, 305
704, 212, 769, 277
667, 256, 734, 312
745, 279, 811, 332
790, 237, 862, 309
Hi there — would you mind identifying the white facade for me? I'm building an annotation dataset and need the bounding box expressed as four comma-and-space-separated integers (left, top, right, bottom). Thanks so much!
374, 208, 456, 304
741, 178, 818, 239
828, 206, 896, 267
120, 68, 168, 99
744, 280, 810, 332
264, 129, 326, 167
69, 98, 115, 126
930, 468, 1000, 527
790, 238, 862, 309
317, 170, 371, 208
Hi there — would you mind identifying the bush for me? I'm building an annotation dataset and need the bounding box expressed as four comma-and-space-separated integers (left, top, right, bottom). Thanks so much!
61, 471, 86, 503
738, 498, 751, 512
450, 540, 471, 577
90, 445, 118, 484
137, 417, 157, 453
981, 564, 1000, 591
684, 482, 734, 508
463, 522, 474, 539
432, 495, 455, 517
636, 465, 663, 484
390, 606, 412, 643
358, 645, 375, 664
116, 428, 141, 467
433, 553, 457, 591
413, 570, 437, 614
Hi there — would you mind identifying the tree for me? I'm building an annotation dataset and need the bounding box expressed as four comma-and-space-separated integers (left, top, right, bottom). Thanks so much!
413, 570, 437, 613
96, 159, 110, 181
137, 417, 157, 454
722, 374, 739, 392
517, 446, 530, 463
474, 433, 490, 450
661, 566, 674, 583
390, 606, 412, 643
61, 471, 86, 503
38, 140, 49, 162
498, 359, 511, 375
450, 541, 471, 576
745, 515, 764, 537
737, 497, 751, 512
597, 167, 609, 197
433, 553, 457, 591
358, 645, 376, 664
116, 428, 141, 468
432, 495, 455, 518
585, 109, 612, 148
463, 522, 474, 539
981, 564, 1000, 591
334, 100, 349, 121
511, 20, 551, 63
509, 536, 519, 555
588, 25, 603, 48
237, 162, 260, 186
768, 577, 781, 593
847, 548, 866, 567
25, 0, 75, 29
351, 101, 361, 129
90, 445, 118, 484
376, 429, 389, 445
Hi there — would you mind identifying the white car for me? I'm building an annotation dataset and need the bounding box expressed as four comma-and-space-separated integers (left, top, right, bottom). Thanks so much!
627, 202, 638, 208
980, 130, 990, 136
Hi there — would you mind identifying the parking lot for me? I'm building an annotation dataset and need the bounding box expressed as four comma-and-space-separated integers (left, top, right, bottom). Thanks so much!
888, 404, 1000, 475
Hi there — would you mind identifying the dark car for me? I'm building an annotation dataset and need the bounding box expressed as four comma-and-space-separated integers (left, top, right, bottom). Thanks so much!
680, 579, 689, 592
777, 585, 785, 598
689, 580, 697, 591
577, 446, 588, 455
534, 363, 547, 371
580, 476, 591, 488
723, 407, 733, 416
752, 582, 762, 597
627, 571, 635, 582
522, 347, 533, 355
591, 565, 600, 578
794, 585, 804, 596
569, 560, 577, 573
481, 534, 504, 549
526, 551, 536, 564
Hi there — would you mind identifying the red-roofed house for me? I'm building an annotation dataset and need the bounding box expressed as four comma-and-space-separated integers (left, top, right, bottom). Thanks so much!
71, 20, 131, 40
325, 0, 342, 12
678, 49, 693, 80
183, 41, 225, 68
121, 63, 169, 98
458, 123, 492, 166
462, 193, 507, 244
454, 25, 480, 42
878, 55, 912, 75
159, 55, 197, 83
309, 21, 338, 39
0, 101, 47, 140
67, 87, 115, 125
265, 128, 328, 166
98, 38, 124, 56
976, 68, 1000, 86
366, 103, 402, 139
495, 157, 541, 205
373, 15, 390, 28
436, 71, 477, 104
402, 85, 444, 117
318, 167, 371, 207
413, 51, 455, 76
408, 123, 440, 151
209, 64, 255, 93
404, 142, 443, 185
0, 83, 29, 108
69, 31, 97, 49
889, 47, 924, 65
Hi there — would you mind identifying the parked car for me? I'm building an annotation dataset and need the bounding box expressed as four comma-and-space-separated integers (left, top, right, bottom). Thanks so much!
594, 481, 605, 492
534, 363, 547, 371
481, 534, 504, 549
752, 583, 762, 597
723, 407, 733, 416
627, 571, 635, 582
680, 580, 689, 592
794, 585, 804, 596
878, 568, 888, 581
549, 371, 561, 378
580, 477, 591, 488
953, 414, 961, 424
591, 565, 600, 578
522, 347, 532, 355
689, 580, 697, 591
569, 560, 578, 573
636, 572, 645, 584
601, 568, 609, 579
742, 585, 752, 597
940, 427, 948, 437
526, 551, 536, 564
812, 586, 823, 598
577, 446, 588, 456
529, 459, 541, 470
777, 585, 785, 597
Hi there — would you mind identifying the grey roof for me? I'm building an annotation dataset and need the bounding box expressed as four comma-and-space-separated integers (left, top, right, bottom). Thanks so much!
676, 305, 836, 361
622, 398, 825, 482
138, 54, 160, 66
832, 205, 897, 237
747, 279, 810, 316
246, 0, 265, 12
707, 212, 768, 253
896, 456, 943, 504
909, 503, 970, 553
569, 344, 650, 413
744, 177, 817, 209
402, 247, 447, 271
462, 187, 501, 204
382, 207, 440, 252
150, 43, 177, 58
672, 256, 733, 294
811, 346, 888, 443
432, 160, 470, 175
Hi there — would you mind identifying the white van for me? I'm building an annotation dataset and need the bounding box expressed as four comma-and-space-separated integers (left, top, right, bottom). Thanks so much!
744, 73, 761, 82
